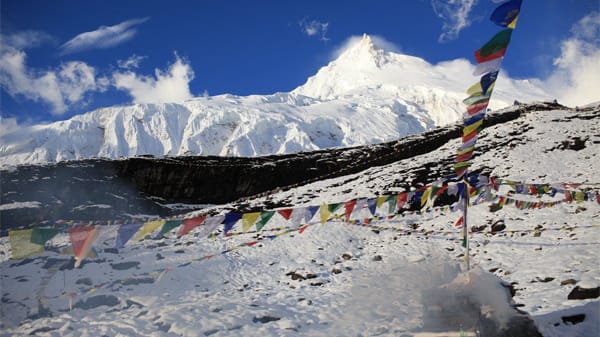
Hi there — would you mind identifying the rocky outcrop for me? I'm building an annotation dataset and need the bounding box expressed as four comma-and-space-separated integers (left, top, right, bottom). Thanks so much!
0, 101, 568, 226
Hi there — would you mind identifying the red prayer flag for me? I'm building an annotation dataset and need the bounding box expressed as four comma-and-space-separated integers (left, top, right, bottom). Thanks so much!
68, 225, 98, 268
397, 193, 408, 209
177, 215, 206, 237
344, 200, 357, 221
277, 209, 293, 220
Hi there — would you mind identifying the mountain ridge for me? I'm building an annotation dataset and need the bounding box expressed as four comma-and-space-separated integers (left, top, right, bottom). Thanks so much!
0, 34, 551, 167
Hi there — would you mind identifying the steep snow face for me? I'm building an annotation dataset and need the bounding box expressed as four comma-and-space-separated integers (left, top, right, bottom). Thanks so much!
0, 34, 550, 167
292, 34, 548, 126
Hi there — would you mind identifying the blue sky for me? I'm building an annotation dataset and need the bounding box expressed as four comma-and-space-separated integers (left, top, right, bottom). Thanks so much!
1, 0, 598, 123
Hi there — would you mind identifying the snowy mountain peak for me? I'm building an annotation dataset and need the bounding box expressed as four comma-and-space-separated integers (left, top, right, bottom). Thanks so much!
0, 33, 552, 167
292, 33, 442, 100
335, 33, 386, 67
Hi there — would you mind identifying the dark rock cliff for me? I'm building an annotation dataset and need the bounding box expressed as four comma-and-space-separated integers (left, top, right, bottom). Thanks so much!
0, 101, 566, 226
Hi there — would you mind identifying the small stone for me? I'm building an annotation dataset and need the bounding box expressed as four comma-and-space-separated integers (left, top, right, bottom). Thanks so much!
560, 279, 577, 286
76, 277, 93, 286
372, 255, 383, 262
534, 277, 555, 283
332, 268, 342, 274
562, 314, 585, 325
252, 316, 280, 324
491, 221, 506, 233
471, 225, 487, 233
342, 253, 352, 260
286, 271, 306, 281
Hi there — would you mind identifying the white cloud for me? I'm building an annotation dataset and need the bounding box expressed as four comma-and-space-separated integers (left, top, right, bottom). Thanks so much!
0, 37, 106, 115
0, 116, 20, 137
546, 11, 600, 106
60, 17, 149, 55
117, 54, 146, 69
431, 0, 478, 42
299, 18, 329, 41
112, 55, 194, 104
331, 34, 402, 59
1, 30, 56, 50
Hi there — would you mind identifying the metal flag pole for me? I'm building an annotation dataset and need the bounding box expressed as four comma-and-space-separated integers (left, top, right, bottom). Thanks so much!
462, 177, 470, 271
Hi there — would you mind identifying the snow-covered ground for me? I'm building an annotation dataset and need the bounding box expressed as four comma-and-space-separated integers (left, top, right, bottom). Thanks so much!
1, 104, 599, 336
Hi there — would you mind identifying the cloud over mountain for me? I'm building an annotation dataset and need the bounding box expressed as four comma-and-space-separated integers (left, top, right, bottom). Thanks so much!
546, 11, 600, 106
112, 55, 195, 104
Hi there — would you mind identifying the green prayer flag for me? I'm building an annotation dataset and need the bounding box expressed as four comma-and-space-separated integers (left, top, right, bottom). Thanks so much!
30, 227, 61, 245
158, 220, 183, 237
255, 211, 276, 232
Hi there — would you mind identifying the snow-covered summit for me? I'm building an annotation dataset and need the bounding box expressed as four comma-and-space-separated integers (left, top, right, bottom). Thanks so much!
0, 34, 551, 167
293, 34, 433, 99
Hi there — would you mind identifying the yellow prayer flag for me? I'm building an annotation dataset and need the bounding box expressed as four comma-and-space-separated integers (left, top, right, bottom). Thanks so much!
466, 82, 483, 96
242, 212, 261, 232
463, 119, 484, 136
376, 196, 388, 208
9, 229, 45, 259
135, 220, 165, 241
319, 204, 331, 224
420, 188, 432, 207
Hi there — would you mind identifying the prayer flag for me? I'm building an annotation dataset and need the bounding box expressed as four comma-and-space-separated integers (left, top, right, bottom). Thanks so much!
421, 187, 432, 207
490, 0, 522, 28
135, 220, 165, 241
158, 220, 183, 237
455, 216, 464, 228
116, 223, 143, 248
197, 215, 225, 238
344, 200, 357, 221
475, 29, 512, 63
68, 225, 98, 268
387, 194, 398, 214
376, 196, 388, 209
367, 198, 378, 215
242, 212, 261, 232
319, 204, 330, 224
177, 215, 206, 237
397, 193, 408, 210
223, 212, 242, 234
255, 211, 275, 231
30, 228, 60, 245
473, 57, 502, 76
277, 209, 293, 221
9, 229, 45, 259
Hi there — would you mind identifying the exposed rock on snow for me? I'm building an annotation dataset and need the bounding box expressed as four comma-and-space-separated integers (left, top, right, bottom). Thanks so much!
568, 286, 600, 300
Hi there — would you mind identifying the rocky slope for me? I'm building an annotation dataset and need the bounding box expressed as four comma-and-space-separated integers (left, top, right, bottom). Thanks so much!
0, 100, 579, 227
